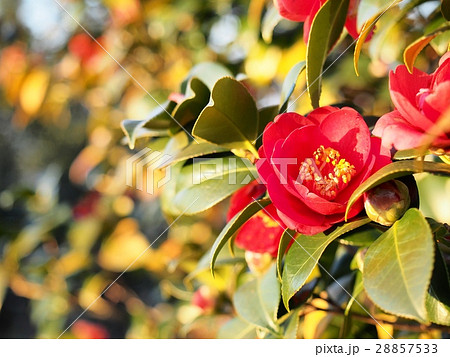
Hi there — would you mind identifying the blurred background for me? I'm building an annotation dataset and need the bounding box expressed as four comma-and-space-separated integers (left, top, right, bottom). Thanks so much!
0, 0, 448, 338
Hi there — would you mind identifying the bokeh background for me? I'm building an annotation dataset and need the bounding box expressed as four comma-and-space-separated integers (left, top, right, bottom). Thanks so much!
0, 0, 449, 338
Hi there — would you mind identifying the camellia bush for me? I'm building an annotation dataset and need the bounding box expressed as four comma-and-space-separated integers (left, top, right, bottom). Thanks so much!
120, 0, 450, 338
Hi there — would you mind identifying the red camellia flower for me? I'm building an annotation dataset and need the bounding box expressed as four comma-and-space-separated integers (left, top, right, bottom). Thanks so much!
257, 106, 391, 235
227, 181, 285, 257
373, 52, 450, 151
274, 0, 361, 43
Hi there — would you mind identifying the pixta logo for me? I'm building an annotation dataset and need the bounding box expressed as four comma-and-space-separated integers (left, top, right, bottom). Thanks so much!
126, 148, 172, 194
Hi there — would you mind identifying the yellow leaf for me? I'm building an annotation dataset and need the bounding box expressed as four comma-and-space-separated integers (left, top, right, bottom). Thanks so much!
97, 218, 152, 272
403, 34, 438, 74
19, 69, 50, 116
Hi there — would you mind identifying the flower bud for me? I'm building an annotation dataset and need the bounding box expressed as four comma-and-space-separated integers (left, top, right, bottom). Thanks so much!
364, 180, 410, 226
245, 251, 273, 275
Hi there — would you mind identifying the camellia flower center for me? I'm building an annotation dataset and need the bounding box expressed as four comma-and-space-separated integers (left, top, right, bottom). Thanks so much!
298, 145, 356, 200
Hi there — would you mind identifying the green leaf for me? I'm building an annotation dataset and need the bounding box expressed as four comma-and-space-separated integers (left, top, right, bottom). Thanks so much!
157, 142, 229, 169
255, 105, 279, 148
180, 62, 233, 92
258, 105, 279, 136
277, 228, 296, 280
192, 77, 259, 157
279, 61, 306, 113
210, 198, 271, 274
338, 225, 382, 247
341, 271, 364, 338
306, 0, 349, 108
345, 161, 450, 220
172, 78, 211, 126
121, 100, 177, 149
283, 310, 299, 339
233, 264, 280, 333
261, 4, 284, 44
353, 0, 402, 76
218, 317, 257, 339
281, 218, 370, 309
363, 209, 434, 323
173, 157, 258, 215
426, 243, 450, 326
442, 0, 450, 21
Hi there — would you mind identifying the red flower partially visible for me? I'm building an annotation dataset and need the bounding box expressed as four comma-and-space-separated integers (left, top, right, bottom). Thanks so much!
71, 320, 109, 339
274, 0, 361, 43
257, 107, 391, 236
373, 52, 450, 151
68, 33, 104, 66
227, 181, 285, 257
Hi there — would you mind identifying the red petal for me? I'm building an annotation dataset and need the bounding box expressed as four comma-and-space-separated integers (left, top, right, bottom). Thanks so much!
389, 66, 435, 131
319, 107, 371, 172
373, 110, 427, 150
266, 174, 327, 230
227, 181, 266, 220
235, 204, 285, 257
422, 81, 450, 123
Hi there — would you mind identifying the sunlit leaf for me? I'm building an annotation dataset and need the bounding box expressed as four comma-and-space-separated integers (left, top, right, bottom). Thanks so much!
261, 4, 283, 44
172, 78, 211, 126
279, 61, 306, 113
306, 0, 349, 108
404, 34, 438, 74
217, 317, 257, 339
363, 209, 433, 323
192, 77, 259, 157
233, 264, 280, 333
157, 141, 229, 169
281, 218, 370, 309
345, 161, 450, 220
210, 198, 271, 274
277, 228, 295, 279
172, 157, 258, 215
180, 62, 233, 93
426, 243, 450, 326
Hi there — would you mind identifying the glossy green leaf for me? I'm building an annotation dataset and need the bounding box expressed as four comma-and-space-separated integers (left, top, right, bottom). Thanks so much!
192, 77, 259, 157
258, 105, 279, 136
210, 198, 271, 274
277, 228, 296, 280
283, 310, 299, 339
233, 264, 280, 333
121, 100, 176, 149
217, 317, 257, 339
363, 209, 433, 323
306, 0, 349, 108
261, 4, 283, 44
180, 62, 233, 92
281, 218, 370, 309
338, 225, 382, 247
442, 0, 450, 21
172, 78, 211, 126
341, 271, 363, 338
279, 61, 306, 113
173, 157, 258, 215
345, 161, 450, 220
157, 142, 229, 169
426, 243, 450, 326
